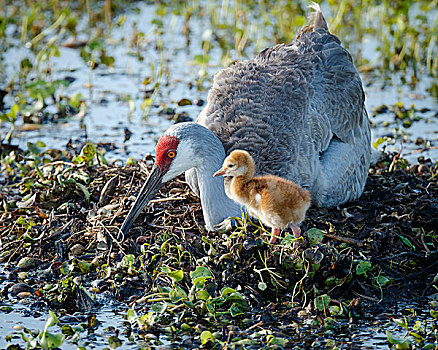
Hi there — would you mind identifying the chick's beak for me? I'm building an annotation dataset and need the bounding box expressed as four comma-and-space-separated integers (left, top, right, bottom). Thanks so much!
119, 165, 164, 239
213, 168, 226, 177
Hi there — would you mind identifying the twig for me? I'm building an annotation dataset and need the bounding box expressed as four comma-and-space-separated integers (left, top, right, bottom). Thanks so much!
41, 219, 74, 242
351, 290, 381, 303
324, 232, 363, 246
148, 223, 203, 241
420, 231, 431, 254
379, 250, 438, 262
149, 196, 186, 203
393, 260, 438, 281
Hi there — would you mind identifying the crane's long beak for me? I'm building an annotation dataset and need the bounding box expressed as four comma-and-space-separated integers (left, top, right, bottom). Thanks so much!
119, 165, 164, 240
213, 168, 226, 177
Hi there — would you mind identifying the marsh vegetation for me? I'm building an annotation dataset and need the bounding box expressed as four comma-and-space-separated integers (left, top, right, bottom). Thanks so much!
0, 0, 437, 349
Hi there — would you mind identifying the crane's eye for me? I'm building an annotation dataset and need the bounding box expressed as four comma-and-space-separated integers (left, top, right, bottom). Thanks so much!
167, 150, 176, 158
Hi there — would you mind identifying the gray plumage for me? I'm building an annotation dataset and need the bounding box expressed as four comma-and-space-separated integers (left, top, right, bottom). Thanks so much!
193, 4, 370, 208
121, 4, 371, 235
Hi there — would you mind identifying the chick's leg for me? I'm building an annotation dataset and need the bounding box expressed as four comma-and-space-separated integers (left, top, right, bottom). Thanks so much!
290, 224, 301, 239
269, 227, 280, 244
287, 223, 302, 249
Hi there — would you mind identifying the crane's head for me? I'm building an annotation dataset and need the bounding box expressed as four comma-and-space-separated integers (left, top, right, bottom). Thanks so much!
119, 123, 204, 238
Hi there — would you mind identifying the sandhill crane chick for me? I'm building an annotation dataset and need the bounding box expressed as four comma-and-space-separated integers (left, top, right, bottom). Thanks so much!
214, 150, 311, 244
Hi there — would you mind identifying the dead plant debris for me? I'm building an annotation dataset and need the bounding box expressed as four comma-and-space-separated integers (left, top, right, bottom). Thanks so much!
0, 148, 437, 347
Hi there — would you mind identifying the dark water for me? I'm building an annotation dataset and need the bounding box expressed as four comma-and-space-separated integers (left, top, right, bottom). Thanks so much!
0, 298, 431, 349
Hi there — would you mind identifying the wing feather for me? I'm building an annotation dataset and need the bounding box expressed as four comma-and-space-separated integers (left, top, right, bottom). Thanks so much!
196, 8, 370, 201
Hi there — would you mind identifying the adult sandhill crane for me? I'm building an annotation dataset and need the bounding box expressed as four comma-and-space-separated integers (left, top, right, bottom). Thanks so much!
119, 3, 371, 238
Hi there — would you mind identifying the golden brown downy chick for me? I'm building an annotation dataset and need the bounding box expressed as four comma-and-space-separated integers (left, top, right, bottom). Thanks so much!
213, 150, 311, 244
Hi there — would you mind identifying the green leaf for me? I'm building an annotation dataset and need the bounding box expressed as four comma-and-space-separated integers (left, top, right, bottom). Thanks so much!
375, 275, 391, 287
75, 183, 90, 202
397, 234, 415, 250
39, 331, 65, 349
234, 339, 258, 346
61, 324, 75, 336
169, 285, 188, 302
151, 302, 168, 314
190, 266, 212, 288
4, 104, 19, 122
372, 136, 387, 150
100, 52, 115, 67
71, 171, 90, 184
200, 331, 214, 345
385, 330, 411, 348
97, 152, 108, 165
266, 335, 289, 346
307, 228, 324, 245
329, 305, 343, 316
190, 266, 212, 279
196, 290, 210, 301
183, 300, 195, 309
409, 331, 425, 342
119, 254, 135, 268
140, 97, 153, 110
324, 316, 336, 329
177, 98, 192, 106
220, 287, 237, 297
167, 269, 184, 282
314, 294, 330, 312
45, 310, 59, 330
194, 54, 211, 65
229, 303, 244, 317
412, 320, 423, 332
60, 261, 73, 275
258, 282, 267, 291
26, 142, 42, 154
68, 93, 85, 109
180, 323, 191, 331
21, 331, 39, 348
108, 335, 122, 349
223, 291, 244, 301
126, 308, 137, 322
74, 259, 90, 274
356, 260, 372, 275
138, 312, 155, 328
73, 141, 97, 164
88, 39, 104, 51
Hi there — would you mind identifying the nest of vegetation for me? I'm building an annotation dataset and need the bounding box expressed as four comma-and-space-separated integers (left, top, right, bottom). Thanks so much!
0, 146, 437, 325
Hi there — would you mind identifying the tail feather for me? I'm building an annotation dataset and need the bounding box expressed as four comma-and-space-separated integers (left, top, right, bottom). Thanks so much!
308, 2, 328, 30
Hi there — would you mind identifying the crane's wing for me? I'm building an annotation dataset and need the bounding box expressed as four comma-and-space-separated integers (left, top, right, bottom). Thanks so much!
196, 5, 370, 201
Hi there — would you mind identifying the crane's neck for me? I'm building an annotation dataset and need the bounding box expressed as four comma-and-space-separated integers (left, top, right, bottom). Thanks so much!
165, 122, 242, 231
193, 137, 241, 231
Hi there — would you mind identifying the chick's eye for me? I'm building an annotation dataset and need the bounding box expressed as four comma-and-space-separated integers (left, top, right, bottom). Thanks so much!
167, 151, 176, 158
228, 164, 234, 168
